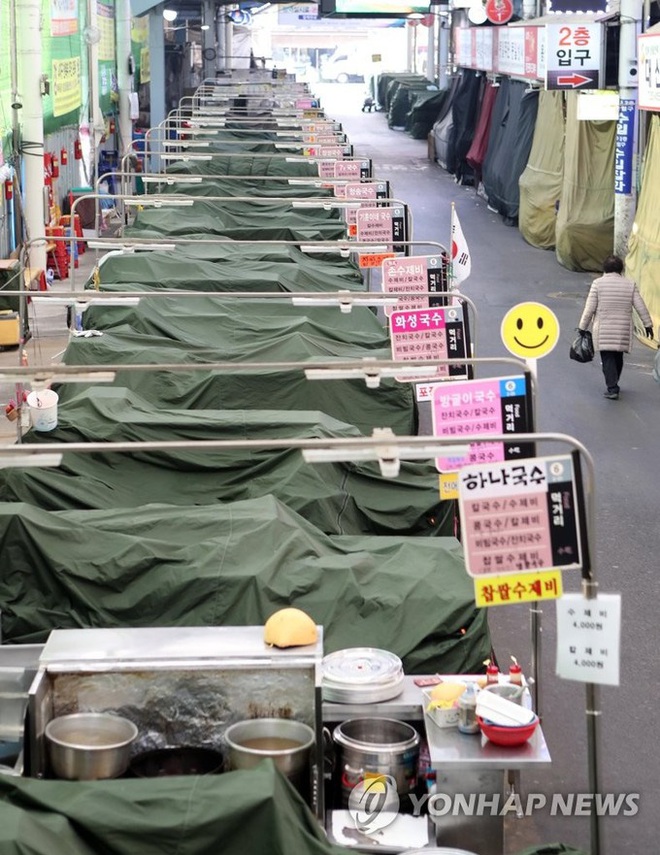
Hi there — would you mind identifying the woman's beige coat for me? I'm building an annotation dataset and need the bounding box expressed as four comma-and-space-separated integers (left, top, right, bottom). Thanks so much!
579, 272, 652, 352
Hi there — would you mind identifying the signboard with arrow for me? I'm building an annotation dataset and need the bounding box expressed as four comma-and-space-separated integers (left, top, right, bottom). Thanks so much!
546, 23, 603, 91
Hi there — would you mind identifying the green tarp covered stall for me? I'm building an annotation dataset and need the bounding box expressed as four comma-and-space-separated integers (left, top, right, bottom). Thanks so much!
555, 93, 616, 272
165, 154, 321, 178
0, 495, 491, 673
159, 175, 334, 199
519, 91, 566, 250
2, 387, 452, 537
625, 113, 660, 342
124, 198, 347, 242
61, 299, 417, 436
91, 242, 362, 274
88, 248, 364, 294
0, 763, 344, 855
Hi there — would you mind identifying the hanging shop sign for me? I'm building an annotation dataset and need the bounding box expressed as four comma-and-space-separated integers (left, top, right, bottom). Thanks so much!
51, 0, 78, 37
485, 0, 513, 25
334, 159, 371, 180
638, 31, 660, 112
388, 305, 469, 383
382, 254, 447, 316
546, 22, 603, 90
431, 374, 534, 473
458, 454, 586, 578
474, 569, 563, 608
356, 205, 406, 253
338, 182, 388, 235
556, 593, 621, 685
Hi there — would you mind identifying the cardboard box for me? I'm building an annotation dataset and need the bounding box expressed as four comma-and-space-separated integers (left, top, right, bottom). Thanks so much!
0, 310, 20, 348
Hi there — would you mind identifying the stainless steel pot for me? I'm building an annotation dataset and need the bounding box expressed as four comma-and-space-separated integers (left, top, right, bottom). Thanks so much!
45, 712, 138, 780
332, 717, 420, 806
224, 718, 315, 799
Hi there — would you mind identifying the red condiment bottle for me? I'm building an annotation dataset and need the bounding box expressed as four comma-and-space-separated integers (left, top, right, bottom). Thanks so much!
509, 656, 523, 686
485, 659, 499, 685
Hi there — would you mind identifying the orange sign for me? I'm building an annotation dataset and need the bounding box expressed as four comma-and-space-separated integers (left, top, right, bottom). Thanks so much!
359, 252, 396, 269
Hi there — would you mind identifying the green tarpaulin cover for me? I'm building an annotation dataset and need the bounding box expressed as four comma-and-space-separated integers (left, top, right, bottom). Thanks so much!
166, 154, 320, 178
0, 762, 343, 855
89, 249, 363, 293
555, 93, 615, 272
161, 175, 333, 198
61, 301, 417, 436
3, 387, 451, 537
0, 495, 490, 674
125, 198, 346, 242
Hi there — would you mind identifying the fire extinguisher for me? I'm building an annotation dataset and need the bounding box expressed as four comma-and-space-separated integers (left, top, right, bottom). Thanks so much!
4, 179, 13, 201
74, 139, 82, 160
60, 147, 68, 166
43, 153, 53, 186
109, 119, 116, 135
51, 154, 60, 178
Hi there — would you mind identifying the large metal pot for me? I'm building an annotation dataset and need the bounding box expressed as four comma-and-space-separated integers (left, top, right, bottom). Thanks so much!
45, 712, 138, 780
332, 717, 420, 806
224, 718, 315, 799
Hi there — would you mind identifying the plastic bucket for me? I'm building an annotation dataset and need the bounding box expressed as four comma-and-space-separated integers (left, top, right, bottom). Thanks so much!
27, 389, 58, 432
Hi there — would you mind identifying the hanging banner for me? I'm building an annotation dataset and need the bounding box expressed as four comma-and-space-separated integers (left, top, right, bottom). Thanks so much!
98, 0, 115, 61
52, 57, 82, 118
458, 454, 585, 578
615, 99, 636, 194
51, 0, 79, 37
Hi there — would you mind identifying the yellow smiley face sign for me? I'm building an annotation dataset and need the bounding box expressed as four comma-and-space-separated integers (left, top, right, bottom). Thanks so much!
500, 302, 560, 360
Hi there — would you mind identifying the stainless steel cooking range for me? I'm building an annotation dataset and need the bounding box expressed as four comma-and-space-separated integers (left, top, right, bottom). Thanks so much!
26, 626, 324, 816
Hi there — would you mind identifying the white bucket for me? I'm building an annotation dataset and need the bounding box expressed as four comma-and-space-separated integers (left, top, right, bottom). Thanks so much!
27, 389, 59, 432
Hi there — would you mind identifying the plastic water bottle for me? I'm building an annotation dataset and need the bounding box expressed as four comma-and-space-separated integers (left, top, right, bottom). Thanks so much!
457, 683, 479, 734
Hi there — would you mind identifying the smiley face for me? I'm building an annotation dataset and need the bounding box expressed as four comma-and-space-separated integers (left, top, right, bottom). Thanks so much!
500, 302, 560, 359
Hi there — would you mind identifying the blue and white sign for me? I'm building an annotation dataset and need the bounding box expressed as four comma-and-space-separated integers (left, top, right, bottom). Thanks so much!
615, 99, 636, 195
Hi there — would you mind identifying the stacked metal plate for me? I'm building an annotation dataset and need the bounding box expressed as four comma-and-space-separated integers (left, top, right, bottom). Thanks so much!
321, 647, 404, 704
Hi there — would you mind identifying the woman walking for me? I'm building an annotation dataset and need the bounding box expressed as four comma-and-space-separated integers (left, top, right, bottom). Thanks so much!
578, 255, 653, 400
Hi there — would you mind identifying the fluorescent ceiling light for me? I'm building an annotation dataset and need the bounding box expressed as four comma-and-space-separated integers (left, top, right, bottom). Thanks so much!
291, 292, 398, 315
140, 176, 203, 184
163, 140, 211, 148
305, 363, 439, 388
0, 453, 63, 470
1, 370, 116, 384
160, 154, 213, 161
86, 241, 177, 251
301, 429, 470, 479
123, 197, 195, 207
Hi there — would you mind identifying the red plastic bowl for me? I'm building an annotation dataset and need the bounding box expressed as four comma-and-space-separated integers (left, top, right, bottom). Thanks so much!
477, 714, 539, 747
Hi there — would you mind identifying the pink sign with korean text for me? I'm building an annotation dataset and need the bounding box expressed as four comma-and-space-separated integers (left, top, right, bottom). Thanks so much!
382, 255, 446, 316
431, 375, 533, 472
458, 454, 584, 578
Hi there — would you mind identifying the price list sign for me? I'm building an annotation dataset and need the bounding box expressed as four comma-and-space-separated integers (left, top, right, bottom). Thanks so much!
356, 206, 406, 252
458, 454, 585, 578
382, 255, 446, 316
431, 375, 534, 472
556, 593, 621, 685
334, 159, 372, 180
389, 306, 468, 382
341, 182, 388, 235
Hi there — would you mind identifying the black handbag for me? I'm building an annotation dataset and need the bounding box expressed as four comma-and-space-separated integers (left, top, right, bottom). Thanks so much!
569, 329, 594, 363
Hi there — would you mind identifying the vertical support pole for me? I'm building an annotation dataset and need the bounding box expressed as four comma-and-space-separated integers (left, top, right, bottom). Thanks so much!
614, 0, 643, 256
